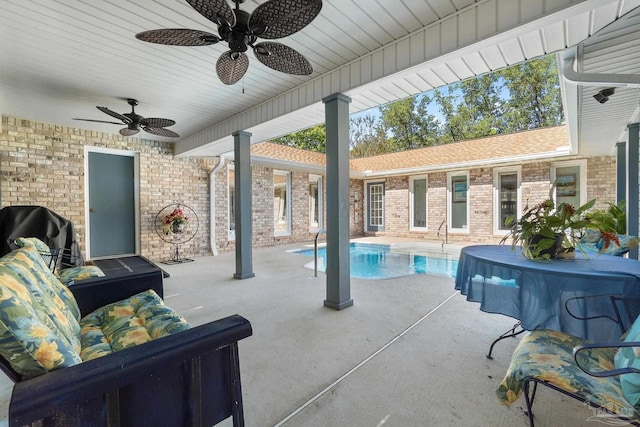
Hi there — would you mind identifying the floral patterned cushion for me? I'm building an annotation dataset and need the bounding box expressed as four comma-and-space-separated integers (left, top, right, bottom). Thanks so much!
14, 236, 52, 254
614, 316, 640, 408
14, 236, 60, 271
579, 230, 640, 257
0, 246, 83, 378
80, 289, 191, 362
57, 265, 105, 285
0, 246, 188, 379
14, 236, 106, 285
497, 329, 640, 419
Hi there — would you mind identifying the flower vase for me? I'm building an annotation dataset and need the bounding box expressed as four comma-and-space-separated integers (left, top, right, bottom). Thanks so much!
172, 222, 185, 233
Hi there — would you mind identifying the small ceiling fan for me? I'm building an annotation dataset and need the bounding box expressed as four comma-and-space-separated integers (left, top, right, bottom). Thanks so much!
135, 0, 322, 85
73, 99, 179, 138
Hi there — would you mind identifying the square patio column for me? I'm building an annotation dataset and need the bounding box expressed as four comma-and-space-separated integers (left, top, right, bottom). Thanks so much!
323, 93, 353, 310
617, 141, 626, 204
233, 130, 255, 279
628, 123, 639, 260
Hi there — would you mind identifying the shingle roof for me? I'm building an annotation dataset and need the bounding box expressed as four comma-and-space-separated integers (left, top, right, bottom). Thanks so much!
350, 125, 569, 172
251, 125, 570, 175
251, 142, 326, 167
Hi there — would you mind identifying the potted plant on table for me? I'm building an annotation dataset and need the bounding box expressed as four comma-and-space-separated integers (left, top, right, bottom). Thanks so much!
500, 197, 595, 260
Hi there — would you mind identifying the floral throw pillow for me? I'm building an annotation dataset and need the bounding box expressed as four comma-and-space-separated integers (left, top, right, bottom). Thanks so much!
579, 230, 639, 257
15, 236, 52, 254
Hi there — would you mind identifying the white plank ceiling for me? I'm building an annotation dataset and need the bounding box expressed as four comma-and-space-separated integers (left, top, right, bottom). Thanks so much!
0, 0, 639, 157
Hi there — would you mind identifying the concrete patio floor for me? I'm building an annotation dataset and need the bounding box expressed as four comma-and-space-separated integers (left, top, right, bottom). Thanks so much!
0, 238, 604, 426
159, 238, 597, 426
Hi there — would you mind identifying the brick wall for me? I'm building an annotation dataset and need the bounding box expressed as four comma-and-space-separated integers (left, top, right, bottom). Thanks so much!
468, 166, 494, 242
587, 156, 617, 209
0, 116, 324, 263
385, 176, 409, 235
350, 179, 364, 236
369, 156, 617, 245
2, 115, 618, 259
0, 116, 216, 263
428, 172, 447, 239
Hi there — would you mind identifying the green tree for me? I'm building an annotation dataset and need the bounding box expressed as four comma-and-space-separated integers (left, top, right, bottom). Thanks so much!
498, 55, 563, 131
458, 73, 505, 137
349, 113, 391, 158
378, 96, 440, 151
434, 73, 505, 142
271, 125, 326, 152
273, 54, 563, 154
433, 85, 467, 143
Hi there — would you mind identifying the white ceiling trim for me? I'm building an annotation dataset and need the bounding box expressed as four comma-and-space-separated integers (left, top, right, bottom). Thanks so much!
177, 0, 617, 157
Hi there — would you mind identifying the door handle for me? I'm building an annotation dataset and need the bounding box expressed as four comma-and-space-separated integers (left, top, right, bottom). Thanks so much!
89, 208, 95, 213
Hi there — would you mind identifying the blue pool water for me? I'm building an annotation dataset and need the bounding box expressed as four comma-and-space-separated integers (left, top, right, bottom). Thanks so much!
291, 243, 458, 280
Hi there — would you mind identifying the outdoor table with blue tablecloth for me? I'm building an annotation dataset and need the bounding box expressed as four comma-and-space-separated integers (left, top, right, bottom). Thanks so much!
455, 244, 640, 342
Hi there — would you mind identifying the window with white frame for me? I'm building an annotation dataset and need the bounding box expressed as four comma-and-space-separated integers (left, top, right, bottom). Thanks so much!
410, 176, 428, 230
448, 172, 469, 232
551, 160, 587, 209
309, 174, 322, 231
494, 167, 521, 234
273, 170, 291, 236
227, 163, 235, 241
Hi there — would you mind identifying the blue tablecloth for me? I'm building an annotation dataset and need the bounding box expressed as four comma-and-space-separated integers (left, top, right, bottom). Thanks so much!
455, 245, 640, 342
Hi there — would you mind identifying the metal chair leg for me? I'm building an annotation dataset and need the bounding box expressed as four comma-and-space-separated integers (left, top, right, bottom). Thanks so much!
486, 321, 526, 359
524, 379, 538, 427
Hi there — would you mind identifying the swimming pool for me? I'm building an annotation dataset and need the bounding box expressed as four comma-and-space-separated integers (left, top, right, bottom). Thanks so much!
290, 243, 458, 280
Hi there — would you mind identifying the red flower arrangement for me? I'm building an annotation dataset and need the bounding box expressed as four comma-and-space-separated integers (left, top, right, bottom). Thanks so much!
162, 207, 189, 234
165, 207, 188, 226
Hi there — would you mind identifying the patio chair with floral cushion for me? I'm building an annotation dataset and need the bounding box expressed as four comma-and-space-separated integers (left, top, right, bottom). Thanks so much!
497, 295, 640, 426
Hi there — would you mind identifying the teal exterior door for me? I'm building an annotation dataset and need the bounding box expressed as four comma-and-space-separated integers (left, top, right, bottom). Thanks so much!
87, 151, 137, 258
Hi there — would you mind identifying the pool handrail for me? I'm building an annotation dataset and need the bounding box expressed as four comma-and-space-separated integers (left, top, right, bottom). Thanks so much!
437, 220, 448, 247
314, 229, 326, 277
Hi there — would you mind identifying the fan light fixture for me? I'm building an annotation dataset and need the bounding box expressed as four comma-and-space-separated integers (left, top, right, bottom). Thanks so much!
135, 0, 322, 85
73, 99, 179, 137
593, 88, 615, 104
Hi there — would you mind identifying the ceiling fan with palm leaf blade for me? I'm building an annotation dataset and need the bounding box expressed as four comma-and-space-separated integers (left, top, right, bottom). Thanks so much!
73, 99, 179, 137
135, 0, 322, 85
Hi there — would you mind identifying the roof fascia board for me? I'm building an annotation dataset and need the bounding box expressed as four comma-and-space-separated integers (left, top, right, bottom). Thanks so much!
250, 156, 326, 174
352, 149, 573, 179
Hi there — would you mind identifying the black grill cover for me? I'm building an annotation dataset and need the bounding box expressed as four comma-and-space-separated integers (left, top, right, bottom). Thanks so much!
0, 205, 83, 267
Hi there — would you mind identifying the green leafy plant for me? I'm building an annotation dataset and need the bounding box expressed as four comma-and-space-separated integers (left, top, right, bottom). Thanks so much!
584, 200, 626, 234
500, 197, 595, 260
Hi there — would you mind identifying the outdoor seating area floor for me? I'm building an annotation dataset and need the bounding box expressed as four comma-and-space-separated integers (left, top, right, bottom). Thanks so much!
0, 240, 608, 426
160, 241, 601, 426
